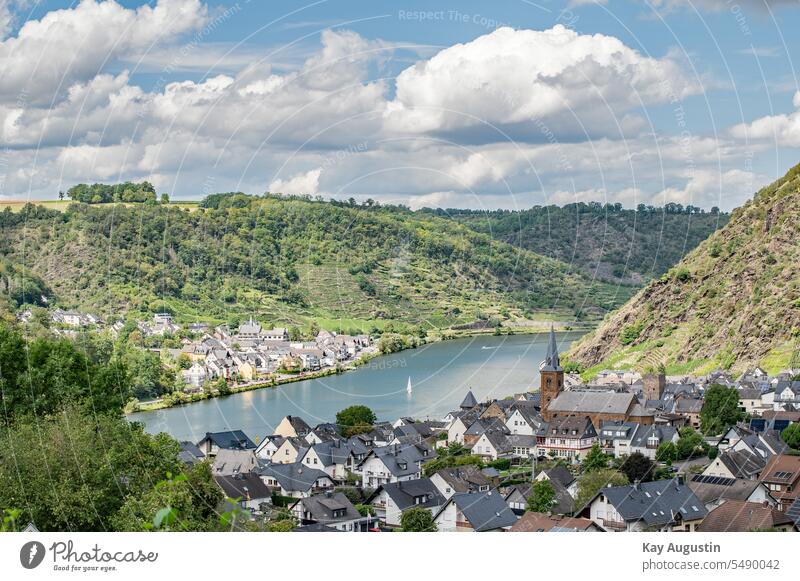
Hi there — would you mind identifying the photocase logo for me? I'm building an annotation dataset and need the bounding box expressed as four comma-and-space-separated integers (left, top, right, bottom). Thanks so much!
20, 541, 46, 569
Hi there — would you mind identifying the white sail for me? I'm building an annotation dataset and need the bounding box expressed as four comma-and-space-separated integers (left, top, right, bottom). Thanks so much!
406, 376, 413, 394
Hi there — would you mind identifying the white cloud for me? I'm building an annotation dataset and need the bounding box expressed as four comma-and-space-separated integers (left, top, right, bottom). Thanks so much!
0, 0, 207, 103
269, 168, 322, 196
384, 25, 696, 137
730, 91, 800, 147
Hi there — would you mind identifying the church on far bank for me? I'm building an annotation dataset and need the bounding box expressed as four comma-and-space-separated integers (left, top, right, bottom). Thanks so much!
539, 328, 655, 426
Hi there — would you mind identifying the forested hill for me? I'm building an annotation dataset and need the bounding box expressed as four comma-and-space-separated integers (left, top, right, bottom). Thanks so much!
428, 203, 727, 284
568, 163, 800, 376
0, 194, 636, 331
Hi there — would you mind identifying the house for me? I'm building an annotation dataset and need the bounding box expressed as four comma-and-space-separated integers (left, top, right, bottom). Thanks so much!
182, 362, 209, 388
703, 448, 766, 480
177, 441, 205, 466
504, 478, 575, 516
257, 462, 334, 498
214, 473, 272, 511
433, 491, 518, 532
674, 396, 704, 430
510, 512, 603, 532
367, 478, 446, 527
688, 474, 776, 511
274, 415, 311, 438
759, 454, 800, 512
505, 405, 543, 436
629, 424, 679, 459
297, 439, 368, 481
471, 427, 513, 461
697, 500, 797, 532
536, 466, 578, 499
212, 449, 258, 476
196, 430, 256, 456
430, 465, 491, 499
739, 388, 768, 416
357, 443, 431, 488
537, 415, 598, 462
254, 435, 284, 461
598, 420, 639, 457
289, 491, 371, 532
581, 479, 707, 532
271, 437, 308, 464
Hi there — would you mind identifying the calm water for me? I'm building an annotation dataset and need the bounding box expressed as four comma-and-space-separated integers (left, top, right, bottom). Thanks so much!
128, 331, 586, 442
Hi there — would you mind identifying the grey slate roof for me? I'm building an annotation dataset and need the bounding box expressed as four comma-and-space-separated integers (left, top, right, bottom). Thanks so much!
178, 441, 205, 465
198, 430, 256, 450
369, 478, 446, 511
788, 497, 800, 528
214, 473, 272, 501
539, 327, 562, 372
547, 390, 637, 415
291, 492, 361, 524
460, 390, 478, 409
213, 449, 258, 476
597, 479, 707, 527
257, 462, 331, 493
630, 425, 678, 448
361, 443, 432, 478
688, 474, 766, 506
719, 449, 766, 479
443, 491, 518, 531
433, 465, 491, 493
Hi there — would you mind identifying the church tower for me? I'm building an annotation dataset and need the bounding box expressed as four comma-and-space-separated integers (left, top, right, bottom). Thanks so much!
539, 327, 564, 419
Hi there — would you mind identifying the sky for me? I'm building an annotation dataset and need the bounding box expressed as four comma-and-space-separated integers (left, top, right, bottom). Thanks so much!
1, 0, 799, 211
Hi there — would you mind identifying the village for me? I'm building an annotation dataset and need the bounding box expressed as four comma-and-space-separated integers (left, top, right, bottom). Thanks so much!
18, 309, 377, 399
168, 329, 800, 533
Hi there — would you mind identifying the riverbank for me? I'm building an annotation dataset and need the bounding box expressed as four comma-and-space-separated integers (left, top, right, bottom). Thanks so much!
127, 322, 593, 415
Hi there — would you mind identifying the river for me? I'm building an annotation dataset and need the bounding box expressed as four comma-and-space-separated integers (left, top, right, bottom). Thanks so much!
128, 331, 586, 442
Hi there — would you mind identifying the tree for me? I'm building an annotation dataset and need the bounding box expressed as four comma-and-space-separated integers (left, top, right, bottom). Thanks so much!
619, 452, 655, 483
655, 441, 678, 463
400, 507, 437, 532
581, 442, 609, 472
781, 424, 800, 449
160, 193, 170, 204
676, 427, 705, 460
575, 469, 629, 509
336, 405, 377, 437
111, 463, 223, 531
700, 384, 743, 435
0, 406, 182, 531
527, 479, 557, 512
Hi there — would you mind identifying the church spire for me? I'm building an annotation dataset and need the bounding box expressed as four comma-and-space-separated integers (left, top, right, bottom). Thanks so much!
540, 326, 562, 371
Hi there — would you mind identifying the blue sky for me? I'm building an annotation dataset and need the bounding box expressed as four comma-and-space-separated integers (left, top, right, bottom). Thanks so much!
1, 0, 799, 210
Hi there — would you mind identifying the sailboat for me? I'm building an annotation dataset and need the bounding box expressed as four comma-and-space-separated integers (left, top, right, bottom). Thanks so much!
406, 376, 413, 395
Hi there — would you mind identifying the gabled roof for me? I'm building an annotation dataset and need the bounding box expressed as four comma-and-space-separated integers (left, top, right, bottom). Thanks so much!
432, 465, 491, 493
630, 425, 678, 448
213, 449, 258, 476
178, 441, 205, 465
688, 474, 767, 506
510, 512, 599, 532
369, 478, 446, 511
214, 473, 271, 501
697, 500, 796, 532
198, 430, 256, 450
547, 390, 636, 416
438, 491, 518, 531
719, 448, 766, 479
257, 462, 331, 492
543, 466, 576, 488
594, 479, 707, 527
290, 492, 361, 524
360, 443, 430, 477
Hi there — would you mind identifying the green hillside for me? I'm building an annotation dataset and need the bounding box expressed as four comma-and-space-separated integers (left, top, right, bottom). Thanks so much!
0, 194, 635, 332
569, 163, 800, 376
432, 203, 727, 284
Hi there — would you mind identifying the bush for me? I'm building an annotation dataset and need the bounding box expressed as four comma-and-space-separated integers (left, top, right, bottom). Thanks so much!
488, 458, 511, 471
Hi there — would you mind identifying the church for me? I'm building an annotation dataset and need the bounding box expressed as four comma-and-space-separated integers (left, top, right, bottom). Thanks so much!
539, 328, 655, 426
